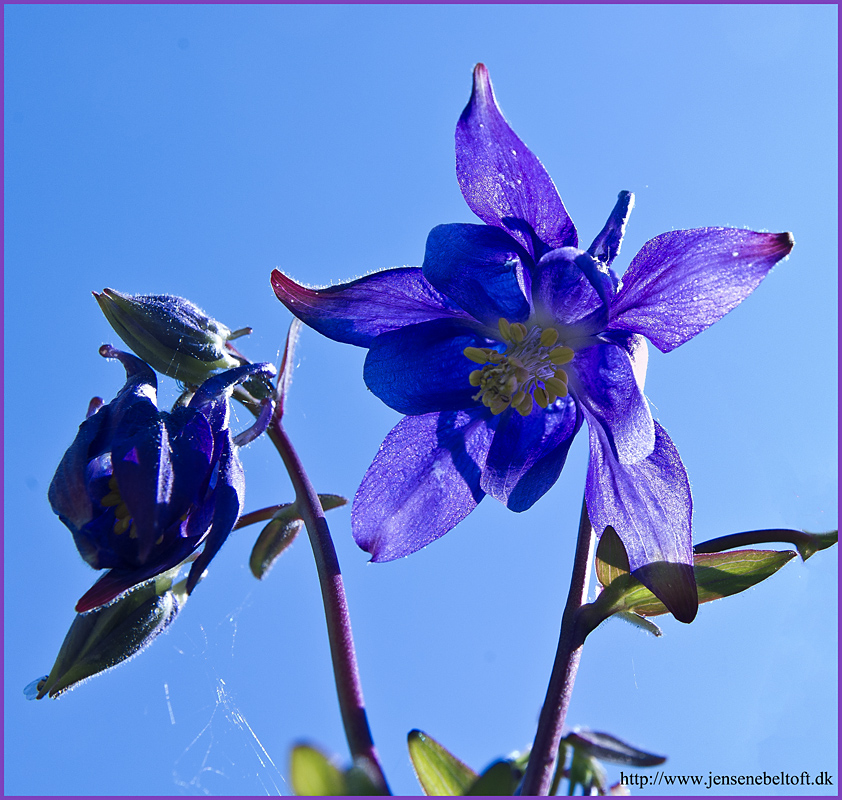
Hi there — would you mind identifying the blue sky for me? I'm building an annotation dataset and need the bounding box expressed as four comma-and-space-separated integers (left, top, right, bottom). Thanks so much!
4, 4, 837, 796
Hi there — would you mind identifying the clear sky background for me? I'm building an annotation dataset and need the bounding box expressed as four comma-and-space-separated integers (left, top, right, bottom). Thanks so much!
4, 4, 837, 796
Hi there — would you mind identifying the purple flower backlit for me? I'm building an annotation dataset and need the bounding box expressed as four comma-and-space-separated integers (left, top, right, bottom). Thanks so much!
49, 345, 276, 613
272, 64, 792, 622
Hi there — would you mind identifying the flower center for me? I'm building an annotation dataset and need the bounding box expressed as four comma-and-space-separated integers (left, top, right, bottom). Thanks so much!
101, 475, 139, 538
463, 318, 575, 416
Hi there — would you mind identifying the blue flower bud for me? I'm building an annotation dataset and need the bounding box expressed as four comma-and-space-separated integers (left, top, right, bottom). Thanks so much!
48, 345, 276, 612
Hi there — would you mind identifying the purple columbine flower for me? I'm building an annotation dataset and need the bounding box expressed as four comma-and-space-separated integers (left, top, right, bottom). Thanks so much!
271, 64, 793, 622
49, 345, 276, 613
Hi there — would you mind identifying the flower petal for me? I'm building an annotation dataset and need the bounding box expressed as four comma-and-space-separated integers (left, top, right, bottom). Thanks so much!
456, 63, 577, 259
271, 267, 471, 348
609, 229, 794, 352
482, 395, 582, 511
585, 418, 697, 623
532, 248, 613, 331
186, 442, 245, 594
363, 318, 494, 415
570, 342, 654, 464
352, 410, 494, 561
587, 191, 634, 267
75, 542, 196, 613
423, 223, 531, 327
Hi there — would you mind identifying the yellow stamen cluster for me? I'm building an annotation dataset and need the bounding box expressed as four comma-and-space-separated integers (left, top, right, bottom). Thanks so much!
100, 475, 139, 539
464, 318, 575, 416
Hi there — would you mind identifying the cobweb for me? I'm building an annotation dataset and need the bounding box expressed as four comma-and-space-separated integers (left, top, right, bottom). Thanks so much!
168, 596, 289, 796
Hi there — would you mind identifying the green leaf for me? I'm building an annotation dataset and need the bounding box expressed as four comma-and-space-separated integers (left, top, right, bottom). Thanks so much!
625, 549, 797, 617
345, 757, 390, 795
249, 494, 347, 579
694, 528, 838, 561
595, 526, 630, 586
582, 547, 798, 633
464, 760, 520, 795
563, 730, 665, 767
615, 610, 663, 637
290, 744, 347, 796
408, 730, 477, 796
318, 493, 349, 512
249, 509, 302, 579
567, 748, 607, 795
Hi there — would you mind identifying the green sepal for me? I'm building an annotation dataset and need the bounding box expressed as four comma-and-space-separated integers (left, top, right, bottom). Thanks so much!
289, 744, 346, 796
408, 730, 477, 796
464, 759, 521, 795
29, 565, 189, 699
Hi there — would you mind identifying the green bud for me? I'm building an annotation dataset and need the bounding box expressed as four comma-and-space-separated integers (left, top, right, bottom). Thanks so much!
26, 567, 189, 699
249, 495, 348, 580
94, 288, 248, 385
250, 507, 303, 580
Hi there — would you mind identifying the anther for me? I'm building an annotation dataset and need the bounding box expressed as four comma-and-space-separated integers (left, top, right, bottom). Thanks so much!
490, 398, 508, 415
549, 346, 575, 365
510, 322, 528, 343
545, 376, 569, 397
540, 327, 559, 347
498, 318, 511, 340
469, 370, 483, 387
114, 516, 131, 535
515, 394, 534, 416
534, 387, 550, 409
464, 347, 489, 364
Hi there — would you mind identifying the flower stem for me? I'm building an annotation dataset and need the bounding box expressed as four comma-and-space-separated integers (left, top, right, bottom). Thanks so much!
521, 497, 596, 796
233, 504, 289, 530
267, 420, 389, 792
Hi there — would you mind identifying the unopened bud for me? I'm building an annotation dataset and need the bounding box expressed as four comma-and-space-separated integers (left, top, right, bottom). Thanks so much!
26, 567, 190, 699
94, 289, 247, 385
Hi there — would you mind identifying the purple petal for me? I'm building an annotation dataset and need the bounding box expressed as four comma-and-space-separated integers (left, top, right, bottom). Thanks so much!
609, 229, 794, 352
111, 415, 179, 559
585, 418, 698, 623
456, 63, 577, 259
75, 541, 196, 613
482, 395, 582, 511
49, 408, 113, 533
352, 410, 495, 561
531, 248, 611, 330
570, 341, 654, 464
186, 442, 245, 594
363, 318, 495, 415
272, 267, 472, 348
587, 191, 634, 267
422, 223, 531, 327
